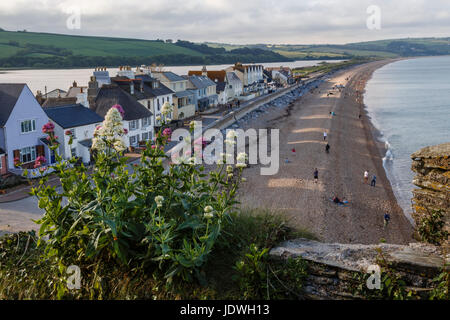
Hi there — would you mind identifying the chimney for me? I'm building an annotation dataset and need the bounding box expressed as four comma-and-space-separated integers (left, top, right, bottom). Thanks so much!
202, 65, 207, 77
73, 80, 77, 87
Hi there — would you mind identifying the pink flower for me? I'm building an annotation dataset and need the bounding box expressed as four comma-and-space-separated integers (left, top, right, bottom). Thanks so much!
112, 104, 125, 117
162, 128, 172, 137
123, 128, 128, 134
42, 122, 55, 133
65, 130, 73, 136
151, 145, 157, 149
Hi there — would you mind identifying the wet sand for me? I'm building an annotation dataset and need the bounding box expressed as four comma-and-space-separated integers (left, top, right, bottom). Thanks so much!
238, 60, 414, 244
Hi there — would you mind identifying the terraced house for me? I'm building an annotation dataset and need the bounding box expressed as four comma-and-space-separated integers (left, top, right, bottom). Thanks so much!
151, 71, 195, 120
226, 63, 264, 94
185, 75, 218, 111
0, 84, 52, 176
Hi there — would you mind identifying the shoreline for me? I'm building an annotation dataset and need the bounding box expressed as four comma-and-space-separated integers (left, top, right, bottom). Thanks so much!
237, 59, 414, 244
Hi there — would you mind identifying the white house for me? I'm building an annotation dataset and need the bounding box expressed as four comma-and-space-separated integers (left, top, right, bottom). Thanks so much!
44, 103, 104, 164
0, 84, 51, 175
225, 63, 263, 94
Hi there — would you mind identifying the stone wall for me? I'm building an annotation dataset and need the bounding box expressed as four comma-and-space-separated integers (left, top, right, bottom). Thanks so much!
411, 142, 450, 247
270, 239, 447, 300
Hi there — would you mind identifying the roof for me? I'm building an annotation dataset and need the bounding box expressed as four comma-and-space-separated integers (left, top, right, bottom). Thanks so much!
42, 97, 78, 108
94, 85, 153, 121
188, 75, 216, 89
188, 70, 226, 83
174, 90, 194, 98
43, 88, 67, 98
66, 86, 87, 98
0, 83, 26, 126
111, 77, 173, 99
226, 72, 241, 83
44, 104, 104, 129
216, 82, 226, 93
161, 71, 185, 82
79, 139, 93, 148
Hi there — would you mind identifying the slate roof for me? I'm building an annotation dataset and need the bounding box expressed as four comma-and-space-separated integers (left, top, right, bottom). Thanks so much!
188, 75, 216, 89
93, 85, 153, 121
111, 76, 173, 99
226, 72, 241, 83
79, 139, 93, 148
174, 90, 194, 98
42, 97, 78, 108
0, 83, 26, 126
44, 104, 104, 129
216, 82, 226, 93
161, 72, 185, 82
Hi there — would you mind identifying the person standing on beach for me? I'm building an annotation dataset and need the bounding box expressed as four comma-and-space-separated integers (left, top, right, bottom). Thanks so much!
384, 213, 391, 229
314, 168, 319, 183
371, 175, 377, 187
364, 170, 369, 184
323, 131, 327, 140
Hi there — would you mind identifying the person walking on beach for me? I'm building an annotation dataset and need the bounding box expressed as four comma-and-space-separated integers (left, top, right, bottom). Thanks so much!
364, 170, 369, 184
323, 131, 327, 140
384, 213, 391, 229
325, 143, 330, 153
313, 168, 319, 183
371, 175, 377, 187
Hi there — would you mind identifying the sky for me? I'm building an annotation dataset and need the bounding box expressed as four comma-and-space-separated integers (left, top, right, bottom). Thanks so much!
0, 0, 450, 44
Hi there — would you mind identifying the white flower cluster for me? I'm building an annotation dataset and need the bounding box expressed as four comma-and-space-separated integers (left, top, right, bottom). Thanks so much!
92, 108, 127, 153
204, 205, 214, 219
155, 195, 164, 208
236, 152, 247, 168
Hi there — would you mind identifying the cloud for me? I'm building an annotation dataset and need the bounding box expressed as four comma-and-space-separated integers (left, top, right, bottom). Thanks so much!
0, 0, 449, 44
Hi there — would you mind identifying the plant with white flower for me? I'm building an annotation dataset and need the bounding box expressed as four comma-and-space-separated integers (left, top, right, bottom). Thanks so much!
236, 152, 248, 168
155, 195, 164, 208
204, 205, 214, 219
161, 102, 172, 116
224, 130, 237, 146
92, 107, 127, 154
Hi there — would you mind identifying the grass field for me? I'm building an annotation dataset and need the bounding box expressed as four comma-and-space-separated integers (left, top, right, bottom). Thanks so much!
0, 30, 204, 58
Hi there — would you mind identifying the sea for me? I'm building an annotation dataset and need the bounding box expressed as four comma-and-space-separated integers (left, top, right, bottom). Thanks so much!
364, 56, 450, 224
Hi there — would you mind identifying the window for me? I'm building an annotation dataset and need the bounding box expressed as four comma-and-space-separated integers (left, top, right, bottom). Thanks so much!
129, 135, 139, 146
142, 132, 151, 141
157, 99, 160, 111
20, 146, 36, 163
71, 148, 77, 158
21, 120, 36, 133
142, 117, 151, 128
129, 120, 139, 131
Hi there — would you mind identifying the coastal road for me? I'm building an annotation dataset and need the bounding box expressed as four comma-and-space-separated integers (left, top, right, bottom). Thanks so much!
238, 60, 414, 245
0, 196, 43, 236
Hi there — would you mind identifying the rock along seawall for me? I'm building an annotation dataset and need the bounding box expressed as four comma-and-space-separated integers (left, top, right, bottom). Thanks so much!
411, 142, 450, 248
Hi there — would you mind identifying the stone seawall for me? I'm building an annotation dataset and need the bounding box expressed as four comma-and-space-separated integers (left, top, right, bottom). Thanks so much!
270, 239, 447, 300
411, 142, 450, 247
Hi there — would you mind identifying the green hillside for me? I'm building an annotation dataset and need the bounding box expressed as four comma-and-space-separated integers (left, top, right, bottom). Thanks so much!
0, 30, 290, 69
206, 37, 450, 60
0, 30, 203, 58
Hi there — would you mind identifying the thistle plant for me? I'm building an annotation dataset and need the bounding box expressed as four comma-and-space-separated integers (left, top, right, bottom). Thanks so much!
31, 104, 244, 295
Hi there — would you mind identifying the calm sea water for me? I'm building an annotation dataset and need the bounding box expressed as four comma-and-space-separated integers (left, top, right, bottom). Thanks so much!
364, 56, 450, 224
0, 60, 343, 95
